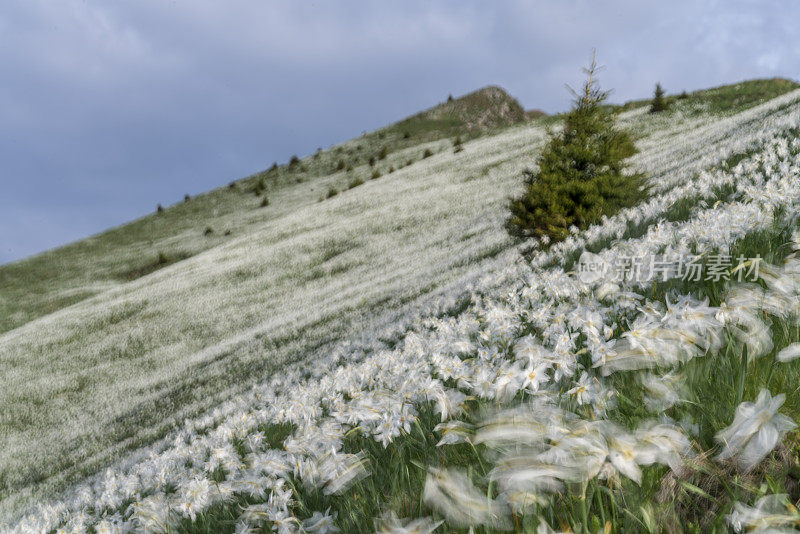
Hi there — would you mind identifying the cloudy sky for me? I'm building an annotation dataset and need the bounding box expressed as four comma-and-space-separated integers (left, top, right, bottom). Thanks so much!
1, 1, 797, 263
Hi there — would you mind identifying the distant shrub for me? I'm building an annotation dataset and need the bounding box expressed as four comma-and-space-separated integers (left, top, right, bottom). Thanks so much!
378, 146, 388, 160
326, 187, 339, 199
268, 162, 278, 172
348, 177, 365, 189
260, 196, 270, 207
224, 229, 232, 236
371, 170, 381, 180
253, 178, 266, 196
422, 148, 433, 158
368, 156, 376, 167
204, 226, 214, 236
507, 53, 645, 243
678, 90, 689, 100
388, 166, 395, 173
336, 159, 346, 171
346, 164, 353, 172
184, 194, 191, 202
402, 131, 410, 139
289, 155, 300, 167
157, 204, 164, 213
315, 148, 322, 158
650, 82, 668, 113
406, 159, 413, 167
453, 136, 464, 153
447, 94, 454, 102
157, 251, 169, 264
228, 181, 238, 190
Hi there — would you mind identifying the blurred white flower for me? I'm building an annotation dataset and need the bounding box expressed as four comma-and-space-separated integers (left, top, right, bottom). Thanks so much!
716, 389, 797, 470
374, 511, 443, 534
422, 467, 510, 530
776, 342, 800, 362
302, 508, 340, 534
727, 494, 800, 533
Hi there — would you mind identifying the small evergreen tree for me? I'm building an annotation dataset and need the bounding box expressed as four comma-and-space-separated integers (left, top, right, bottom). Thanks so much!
650, 83, 667, 113
506, 52, 644, 243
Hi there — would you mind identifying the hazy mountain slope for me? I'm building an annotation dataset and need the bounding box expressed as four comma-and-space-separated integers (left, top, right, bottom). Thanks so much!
0, 120, 549, 516
0, 86, 531, 336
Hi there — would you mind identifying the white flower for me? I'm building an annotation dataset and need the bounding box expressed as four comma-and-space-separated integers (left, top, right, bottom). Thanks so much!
567, 372, 600, 405
776, 342, 800, 362
716, 389, 797, 470
434, 420, 473, 446
727, 494, 800, 533
302, 508, 340, 533
422, 467, 510, 529
374, 511, 443, 534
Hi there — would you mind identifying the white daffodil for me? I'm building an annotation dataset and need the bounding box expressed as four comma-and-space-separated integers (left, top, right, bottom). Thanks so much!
302, 508, 340, 534
727, 494, 800, 533
374, 511, 443, 534
716, 389, 797, 470
422, 467, 510, 530
776, 342, 800, 362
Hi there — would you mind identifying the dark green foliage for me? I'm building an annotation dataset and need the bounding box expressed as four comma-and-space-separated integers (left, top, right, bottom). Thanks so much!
678, 90, 689, 100
260, 196, 269, 207
348, 177, 364, 189
335, 159, 346, 171
422, 148, 433, 158
203, 226, 214, 236
506, 53, 645, 242
371, 169, 381, 180
184, 194, 191, 202
289, 155, 300, 167
268, 162, 278, 172
326, 187, 339, 199
156, 204, 164, 213
650, 82, 668, 113
253, 178, 266, 196
378, 145, 388, 160
402, 131, 410, 139
120, 250, 193, 281
368, 156, 375, 167
453, 136, 464, 153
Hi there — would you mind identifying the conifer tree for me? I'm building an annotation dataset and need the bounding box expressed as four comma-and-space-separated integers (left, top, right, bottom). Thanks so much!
650, 82, 667, 113
506, 52, 645, 242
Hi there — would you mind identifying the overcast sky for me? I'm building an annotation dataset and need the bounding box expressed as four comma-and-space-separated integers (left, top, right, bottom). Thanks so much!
1, 1, 798, 264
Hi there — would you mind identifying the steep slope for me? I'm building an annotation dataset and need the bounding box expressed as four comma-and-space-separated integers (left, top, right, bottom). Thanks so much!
1, 79, 799, 523
6, 86, 800, 531
0, 87, 529, 336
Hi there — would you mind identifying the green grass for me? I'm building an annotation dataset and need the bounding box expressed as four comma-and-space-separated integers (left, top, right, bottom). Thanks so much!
612, 78, 799, 115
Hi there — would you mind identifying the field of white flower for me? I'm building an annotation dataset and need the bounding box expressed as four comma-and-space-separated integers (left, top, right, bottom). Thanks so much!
4, 84, 800, 533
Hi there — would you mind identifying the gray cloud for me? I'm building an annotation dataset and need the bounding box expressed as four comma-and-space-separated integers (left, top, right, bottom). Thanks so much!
1, 0, 798, 262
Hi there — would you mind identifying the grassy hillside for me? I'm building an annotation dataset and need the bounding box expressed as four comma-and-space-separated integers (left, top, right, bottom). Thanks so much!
613, 77, 799, 114
0, 86, 529, 336
3, 79, 800, 530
